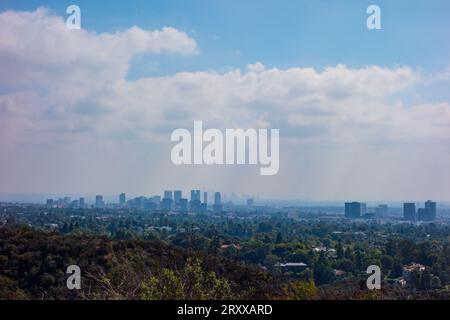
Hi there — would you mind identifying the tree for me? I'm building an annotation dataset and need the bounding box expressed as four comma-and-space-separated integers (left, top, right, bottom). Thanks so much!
141, 258, 235, 300
430, 276, 441, 289
336, 241, 344, 259
284, 280, 318, 300
314, 253, 335, 285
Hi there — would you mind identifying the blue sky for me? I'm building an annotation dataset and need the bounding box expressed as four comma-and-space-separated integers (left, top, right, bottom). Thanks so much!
1, 1, 450, 200
2, 0, 449, 76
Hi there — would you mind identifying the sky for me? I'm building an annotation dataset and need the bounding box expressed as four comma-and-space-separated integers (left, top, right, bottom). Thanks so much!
0, 0, 450, 201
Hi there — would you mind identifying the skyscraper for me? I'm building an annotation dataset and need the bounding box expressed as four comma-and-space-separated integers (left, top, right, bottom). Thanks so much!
179, 198, 188, 213
213, 192, 222, 213
424, 200, 437, 221
375, 204, 388, 216
162, 191, 173, 210
203, 192, 208, 204
63, 196, 71, 206
191, 190, 200, 201
164, 190, 173, 200
344, 202, 365, 218
119, 193, 126, 207
79, 197, 85, 209
403, 203, 416, 222
95, 195, 104, 208
190, 190, 201, 212
174, 190, 182, 205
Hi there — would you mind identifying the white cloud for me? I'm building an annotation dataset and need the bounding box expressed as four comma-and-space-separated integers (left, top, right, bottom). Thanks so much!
0, 7, 197, 88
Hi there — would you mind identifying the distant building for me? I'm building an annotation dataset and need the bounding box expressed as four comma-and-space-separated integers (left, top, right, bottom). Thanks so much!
422, 200, 437, 221
191, 190, 201, 201
95, 195, 104, 208
190, 199, 201, 212
403, 203, 416, 222
174, 190, 182, 205
164, 190, 173, 201
161, 198, 173, 211
403, 263, 426, 281
375, 204, 388, 216
162, 191, 173, 211
63, 197, 71, 206
224, 200, 235, 211
150, 196, 161, 208
79, 197, 85, 209
70, 200, 79, 208
274, 262, 308, 272
417, 208, 426, 221
189, 190, 202, 212
213, 192, 222, 213
135, 196, 147, 209
247, 199, 254, 206
119, 193, 126, 207
345, 202, 365, 218
179, 198, 188, 213
203, 192, 208, 204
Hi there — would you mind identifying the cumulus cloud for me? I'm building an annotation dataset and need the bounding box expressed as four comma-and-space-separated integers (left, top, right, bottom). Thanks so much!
0, 7, 197, 87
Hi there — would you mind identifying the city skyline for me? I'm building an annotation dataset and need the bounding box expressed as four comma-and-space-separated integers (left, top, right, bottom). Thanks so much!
4, 188, 445, 210
17, 190, 444, 221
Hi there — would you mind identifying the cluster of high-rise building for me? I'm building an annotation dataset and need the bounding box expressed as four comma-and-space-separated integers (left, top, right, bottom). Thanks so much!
123, 190, 224, 213
47, 190, 224, 213
344, 200, 438, 221
46, 197, 85, 209
403, 201, 437, 222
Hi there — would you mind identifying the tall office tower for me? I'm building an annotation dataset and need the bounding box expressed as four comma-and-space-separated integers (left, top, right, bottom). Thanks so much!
151, 196, 161, 207
46, 199, 54, 207
424, 200, 437, 221
417, 208, 426, 221
162, 191, 173, 210
344, 202, 364, 218
213, 192, 223, 213
79, 197, 85, 209
63, 197, 71, 206
164, 190, 173, 200
161, 198, 173, 211
191, 190, 201, 201
361, 203, 367, 216
71, 200, 79, 208
95, 195, 104, 208
214, 192, 221, 205
203, 192, 208, 204
375, 204, 388, 216
174, 190, 182, 205
119, 193, 126, 207
179, 198, 188, 213
403, 203, 416, 222
134, 197, 145, 209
